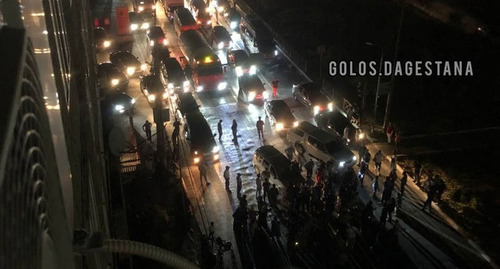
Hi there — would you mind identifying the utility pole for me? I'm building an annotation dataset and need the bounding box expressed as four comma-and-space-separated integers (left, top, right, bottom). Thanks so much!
384, 5, 406, 129
365, 42, 383, 122
152, 45, 166, 169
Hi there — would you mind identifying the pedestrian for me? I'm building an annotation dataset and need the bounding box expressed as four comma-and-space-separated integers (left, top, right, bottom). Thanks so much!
256, 116, 264, 139
390, 155, 397, 172
269, 184, 279, 207
381, 177, 393, 204
422, 180, 438, 212
305, 159, 315, 180
262, 179, 271, 201
362, 201, 375, 224
236, 173, 242, 197
239, 194, 248, 208
217, 119, 223, 141
172, 117, 181, 146
434, 175, 446, 203
372, 176, 379, 200
198, 162, 210, 186
358, 143, 367, 166
386, 197, 396, 222
271, 77, 279, 98
271, 217, 281, 238
223, 166, 230, 190
394, 130, 401, 153
231, 119, 238, 141
400, 171, 408, 197
285, 145, 295, 161
208, 221, 215, 242
256, 173, 262, 197
261, 168, 270, 182
413, 160, 422, 185
386, 121, 394, 144
380, 205, 389, 228
373, 150, 383, 175
142, 120, 152, 142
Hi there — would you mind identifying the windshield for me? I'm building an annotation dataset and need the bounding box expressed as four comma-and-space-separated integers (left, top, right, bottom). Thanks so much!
198, 65, 222, 76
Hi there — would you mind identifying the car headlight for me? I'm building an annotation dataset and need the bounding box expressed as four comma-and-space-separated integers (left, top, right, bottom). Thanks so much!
196, 85, 203, 92
276, 123, 284, 131
144, 89, 149, 95
249, 65, 257, 75
131, 23, 138, 31
163, 92, 169, 99
313, 105, 320, 115
150, 40, 154, 46
114, 104, 124, 111
141, 22, 150, 29
235, 66, 243, 77
274, 50, 278, 56
127, 67, 136, 75
206, 20, 212, 26
111, 79, 119, 86
263, 91, 269, 99
339, 161, 345, 168
218, 6, 224, 12
218, 82, 227, 90
212, 146, 219, 153
168, 83, 174, 89
230, 21, 237, 29
194, 157, 200, 164
169, 89, 174, 95
353, 156, 357, 161
148, 94, 156, 102
248, 91, 256, 101
213, 154, 220, 161
163, 39, 168, 45
152, 5, 156, 10
293, 121, 299, 127
328, 102, 334, 111
218, 42, 224, 49
358, 132, 365, 140
141, 63, 147, 71
138, 6, 144, 11
183, 80, 190, 87
103, 40, 111, 48
131, 98, 136, 104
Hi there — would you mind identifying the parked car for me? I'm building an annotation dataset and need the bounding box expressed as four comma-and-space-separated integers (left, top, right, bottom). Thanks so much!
238, 75, 268, 104
147, 26, 168, 47
92, 27, 111, 50
292, 82, 333, 115
315, 110, 364, 145
264, 99, 298, 132
140, 74, 167, 104
211, 26, 232, 50
106, 91, 136, 114
109, 51, 147, 76
129, 12, 150, 32
227, 49, 256, 77
97, 62, 129, 90
253, 145, 304, 196
287, 121, 356, 171
160, 57, 190, 94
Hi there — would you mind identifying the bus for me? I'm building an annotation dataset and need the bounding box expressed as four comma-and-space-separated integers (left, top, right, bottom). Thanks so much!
187, 0, 212, 30
179, 29, 226, 92
240, 15, 277, 60
173, 7, 198, 35
184, 111, 220, 164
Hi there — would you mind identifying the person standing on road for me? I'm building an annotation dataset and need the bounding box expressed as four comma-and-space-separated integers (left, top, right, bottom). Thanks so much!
413, 160, 422, 185
217, 119, 223, 141
199, 162, 210, 187
285, 145, 295, 161
305, 159, 315, 180
231, 119, 238, 142
262, 179, 271, 201
224, 166, 230, 191
386, 122, 394, 144
172, 117, 181, 146
400, 171, 408, 197
422, 182, 438, 212
271, 77, 280, 98
358, 143, 367, 166
208, 221, 215, 243
434, 175, 446, 204
236, 173, 242, 197
386, 197, 396, 222
394, 130, 401, 153
142, 120, 152, 142
372, 176, 379, 200
271, 217, 281, 239
373, 150, 383, 175
256, 173, 262, 197
256, 117, 265, 139
269, 184, 279, 207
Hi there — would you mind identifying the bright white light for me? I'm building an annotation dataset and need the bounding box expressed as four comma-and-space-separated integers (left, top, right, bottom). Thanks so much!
169, 89, 174, 95
358, 133, 365, 140
141, 64, 147, 71
328, 102, 334, 111
235, 66, 243, 77
150, 40, 154, 46
114, 104, 124, 111
194, 157, 200, 164
218, 7, 224, 12
206, 7, 211, 12
353, 156, 357, 161
131, 24, 139, 31
163, 92, 169, 99
218, 42, 224, 49
293, 121, 299, 127
152, 5, 156, 10
168, 83, 174, 89
263, 91, 269, 99
230, 21, 237, 29
217, 82, 227, 90
274, 50, 278, 56
127, 67, 136, 75
276, 123, 284, 131
196, 86, 203, 92
339, 161, 345, 168
141, 22, 150, 29
138, 6, 144, 11
206, 21, 212, 26
148, 94, 156, 102
313, 105, 320, 115
103, 41, 111, 48
248, 91, 256, 101
111, 79, 119, 86
42, 30, 48, 34
131, 98, 136, 104
183, 80, 190, 87
183, 87, 189, 93
163, 39, 168, 45
213, 154, 220, 161
212, 146, 219, 153
249, 65, 257, 75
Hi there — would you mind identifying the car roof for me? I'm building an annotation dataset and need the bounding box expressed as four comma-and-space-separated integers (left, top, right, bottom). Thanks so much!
295, 121, 337, 142
255, 145, 291, 170
150, 26, 164, 34
163, 58, 183, 72
239, 76, 264, 91
185, 111, 216, 150
141, 75, 164, 92
230, 50, 249, 60
213, 26, 229, 36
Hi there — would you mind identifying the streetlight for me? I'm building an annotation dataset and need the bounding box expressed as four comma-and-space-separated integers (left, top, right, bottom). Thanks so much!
365, 42, 383, 122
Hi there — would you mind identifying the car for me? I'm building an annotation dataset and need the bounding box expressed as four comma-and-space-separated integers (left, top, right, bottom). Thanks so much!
292, 82, 333, 115
97, 63, 129, 90
264, 99, 299, 132
92, 27, 111, 50
129, 12, 150, 32
224, 7, 241, 31
287, 121, 356, 172
106, 91, 136, 114
227, 49, 256, 77
176, 92, 200, 117
211, 26, 232, 50
109, 51, 147, 76
147, 26, 168, 47
140, 74, 167, 104
238, 75, 268, 104
314, 110, 364, 145
134, 0, 155, 15
184, 111, 219, 164
160, 57, 190, 94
